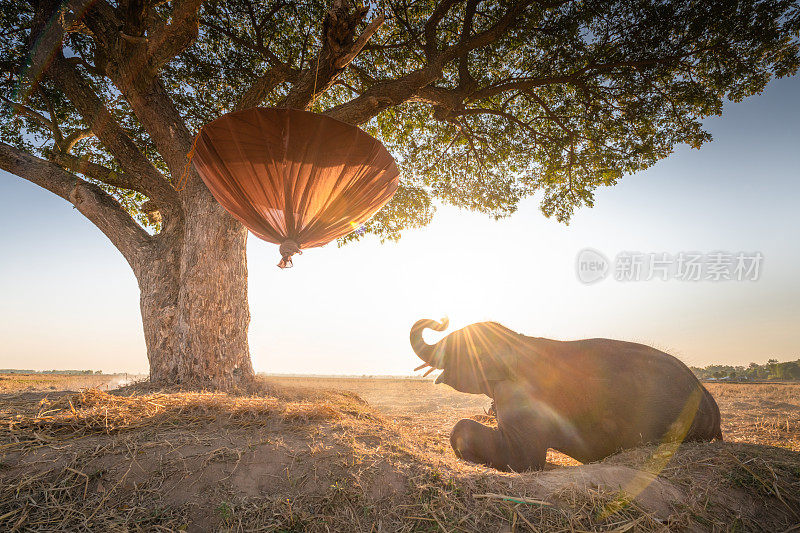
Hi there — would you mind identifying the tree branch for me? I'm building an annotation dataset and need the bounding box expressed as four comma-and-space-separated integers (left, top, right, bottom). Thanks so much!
60, 128, 93, 153
440, 0, 536, 63
325, 0, 540, 125
469, 51, 713, 101
25, 0, 95, 100
145, 0, 203, 74
469, 73, 585, 100
0, 95, 59, 138
25, 0, 181, 218
334, 14, 385, 69
456, 107, 542, 140
424, 0, 462, 59
525, 89, 575, 138
0, 141, 152, 270
235, 64, 296, 111
46, 56, 181, 214
457, 0, 479, 89
200, 17, 273, 59
63, 0, 195, 182
324, 65, 443, 124
50, 151, 147, 193
111, 71, 196, 180
281, 2, 372, 110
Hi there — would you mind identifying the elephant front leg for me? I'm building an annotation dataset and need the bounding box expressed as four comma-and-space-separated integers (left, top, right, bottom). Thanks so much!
450, 419, 546, 471
450, 419, 506, 469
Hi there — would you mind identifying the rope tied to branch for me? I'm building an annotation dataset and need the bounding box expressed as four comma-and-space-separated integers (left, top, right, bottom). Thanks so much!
176, 131, 200, 191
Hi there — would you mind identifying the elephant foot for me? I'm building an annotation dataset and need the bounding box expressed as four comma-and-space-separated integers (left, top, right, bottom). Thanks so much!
451, 419, 490, 465
450, 418, 546, 472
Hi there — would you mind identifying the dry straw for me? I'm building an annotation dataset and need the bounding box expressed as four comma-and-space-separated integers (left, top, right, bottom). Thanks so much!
1, 383, 799, 531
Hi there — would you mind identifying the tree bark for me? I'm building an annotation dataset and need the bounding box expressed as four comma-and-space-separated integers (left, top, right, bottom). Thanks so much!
137, 234, 181, 384
140, 187, 253, 388
173, 185, 253, 387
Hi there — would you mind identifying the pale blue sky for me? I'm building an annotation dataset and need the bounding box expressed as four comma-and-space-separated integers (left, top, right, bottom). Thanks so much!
1, 75, 798, 374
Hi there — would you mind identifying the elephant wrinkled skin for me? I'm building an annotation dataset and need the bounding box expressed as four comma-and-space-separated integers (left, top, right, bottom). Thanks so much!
411, 318, 722, 471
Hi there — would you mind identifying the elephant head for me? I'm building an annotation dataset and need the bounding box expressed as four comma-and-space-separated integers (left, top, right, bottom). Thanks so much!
410, 318, 522, 395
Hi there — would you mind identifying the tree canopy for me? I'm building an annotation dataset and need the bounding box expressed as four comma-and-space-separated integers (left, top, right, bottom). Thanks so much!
2, 0, 799, 242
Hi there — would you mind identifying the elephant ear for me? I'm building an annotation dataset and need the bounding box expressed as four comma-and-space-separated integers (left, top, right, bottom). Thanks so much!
480, 348, 519, 381
435, 346, 520, 394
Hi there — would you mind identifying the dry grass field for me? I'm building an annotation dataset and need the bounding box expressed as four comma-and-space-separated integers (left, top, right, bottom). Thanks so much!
0, 374, 798, 531
0, 373, 138, 393
268, 377, 800, 464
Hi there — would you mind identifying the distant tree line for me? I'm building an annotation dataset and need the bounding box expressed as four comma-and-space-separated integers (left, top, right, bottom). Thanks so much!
0, 369, 102, 375
691, 359, 800, 381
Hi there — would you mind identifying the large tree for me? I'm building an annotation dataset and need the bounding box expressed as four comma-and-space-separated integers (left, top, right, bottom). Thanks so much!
1, 0, 797, 387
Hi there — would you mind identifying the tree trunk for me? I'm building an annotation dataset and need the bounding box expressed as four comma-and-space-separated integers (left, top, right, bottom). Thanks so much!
140, 186, 253, 388
0, 141, 255, 389
138, 240, 180, 383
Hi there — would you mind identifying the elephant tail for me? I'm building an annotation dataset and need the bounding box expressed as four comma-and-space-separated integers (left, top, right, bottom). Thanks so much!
706, 386, 723, 441
711, 388, 723, 441
686, 385, 723, 442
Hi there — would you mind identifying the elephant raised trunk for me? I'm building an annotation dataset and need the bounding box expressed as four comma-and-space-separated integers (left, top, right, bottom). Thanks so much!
410, 317, 449, 372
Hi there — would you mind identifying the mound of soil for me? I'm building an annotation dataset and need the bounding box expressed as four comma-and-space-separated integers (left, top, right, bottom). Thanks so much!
1, 384, 798, 531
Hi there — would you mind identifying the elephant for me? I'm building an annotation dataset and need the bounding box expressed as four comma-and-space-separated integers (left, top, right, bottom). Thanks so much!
411, 318, 722, 471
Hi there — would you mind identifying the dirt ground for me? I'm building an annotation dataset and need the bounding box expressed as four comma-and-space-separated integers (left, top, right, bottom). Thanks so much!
0, 375, 798, 531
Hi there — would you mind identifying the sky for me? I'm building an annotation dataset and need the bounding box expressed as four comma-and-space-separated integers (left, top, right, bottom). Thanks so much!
1, 75, 798, 375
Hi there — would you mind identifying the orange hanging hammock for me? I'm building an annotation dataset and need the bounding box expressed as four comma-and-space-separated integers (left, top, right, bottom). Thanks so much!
190, 107, 400, 268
